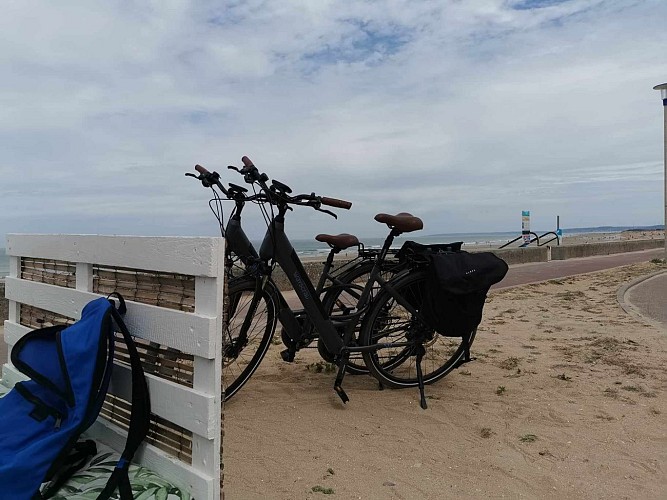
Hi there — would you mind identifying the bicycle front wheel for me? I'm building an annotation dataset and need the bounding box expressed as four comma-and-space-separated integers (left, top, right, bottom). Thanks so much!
223, 278, 277, 401
359, 270, 476, 388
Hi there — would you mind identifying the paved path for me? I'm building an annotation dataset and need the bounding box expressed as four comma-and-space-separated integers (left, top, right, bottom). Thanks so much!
492, 248, 663, 290
621, 271, 667, 331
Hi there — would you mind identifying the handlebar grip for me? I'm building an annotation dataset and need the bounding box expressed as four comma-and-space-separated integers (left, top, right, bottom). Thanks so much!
321, 197, 352, 210
241, 156, 255, 169
195, 164, 211, 175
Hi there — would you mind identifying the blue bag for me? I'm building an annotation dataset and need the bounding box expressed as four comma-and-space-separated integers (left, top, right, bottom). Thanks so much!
0, 295, 150, 499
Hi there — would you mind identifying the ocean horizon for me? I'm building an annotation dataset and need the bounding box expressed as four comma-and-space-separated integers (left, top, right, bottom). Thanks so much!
1, 224, 662, 278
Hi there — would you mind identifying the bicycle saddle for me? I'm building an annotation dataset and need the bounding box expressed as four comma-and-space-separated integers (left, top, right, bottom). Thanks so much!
315, 233, 360, 250
374, 212, 423, 233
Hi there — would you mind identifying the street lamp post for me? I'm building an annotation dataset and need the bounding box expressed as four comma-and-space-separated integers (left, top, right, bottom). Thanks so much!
654, 83, 667, 261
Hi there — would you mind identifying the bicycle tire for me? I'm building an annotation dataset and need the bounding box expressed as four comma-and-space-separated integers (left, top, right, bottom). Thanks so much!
223, 278, 277, 401
359, 270, 476, 388
320, 259, 403, 374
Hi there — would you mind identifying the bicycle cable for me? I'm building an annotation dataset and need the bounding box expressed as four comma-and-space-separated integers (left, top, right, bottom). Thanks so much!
207, 186, 225, 238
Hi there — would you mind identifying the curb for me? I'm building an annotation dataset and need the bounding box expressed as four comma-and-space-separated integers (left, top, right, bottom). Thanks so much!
617, 269, 667, 332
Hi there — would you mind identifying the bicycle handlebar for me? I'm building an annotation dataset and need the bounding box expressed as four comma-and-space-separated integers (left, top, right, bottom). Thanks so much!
321, 197, 352, 210
241, 156, 255, 169
195, 164, 210, 175
193, 156, 351, 214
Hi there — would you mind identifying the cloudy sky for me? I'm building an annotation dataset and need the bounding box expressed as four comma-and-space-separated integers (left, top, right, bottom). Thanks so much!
1, 0, 665, 243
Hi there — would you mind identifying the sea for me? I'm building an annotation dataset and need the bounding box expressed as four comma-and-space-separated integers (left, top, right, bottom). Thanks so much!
0, 225, 660, 277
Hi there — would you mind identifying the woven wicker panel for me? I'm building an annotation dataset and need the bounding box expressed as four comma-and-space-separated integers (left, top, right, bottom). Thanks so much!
20, 304, 76, 328
114, 333, 194, 388
18, 306, 194, 388
101, 394, 192, 464
21, 257, 76, 288
93, 265, 195, 313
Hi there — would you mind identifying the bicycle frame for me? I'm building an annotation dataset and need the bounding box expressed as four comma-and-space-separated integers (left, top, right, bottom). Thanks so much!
226, 196, 421, 356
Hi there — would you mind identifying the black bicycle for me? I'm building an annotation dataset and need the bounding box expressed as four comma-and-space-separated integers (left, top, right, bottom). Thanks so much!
189, 158, 477, 407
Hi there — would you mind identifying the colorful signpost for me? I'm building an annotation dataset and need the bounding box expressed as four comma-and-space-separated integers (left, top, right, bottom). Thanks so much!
522, 210, 531, 245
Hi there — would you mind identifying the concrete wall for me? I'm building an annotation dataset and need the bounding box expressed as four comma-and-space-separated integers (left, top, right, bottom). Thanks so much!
551, 239, 665, 260
269, 246, 548, 291
268, 241, 664, 291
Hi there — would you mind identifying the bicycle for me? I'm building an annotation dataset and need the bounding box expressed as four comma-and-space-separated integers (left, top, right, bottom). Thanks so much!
189, 158, 477, 408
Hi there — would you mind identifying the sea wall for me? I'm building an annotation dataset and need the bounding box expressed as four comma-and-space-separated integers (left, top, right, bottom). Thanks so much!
551, 239, 664, 260
269, 240, 664, 291
270, 246, 546, 291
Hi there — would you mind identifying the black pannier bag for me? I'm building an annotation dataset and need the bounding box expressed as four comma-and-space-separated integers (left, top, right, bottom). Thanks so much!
395, 240, 508, 353
396, 240, 464, 264
422, 250, 508, 340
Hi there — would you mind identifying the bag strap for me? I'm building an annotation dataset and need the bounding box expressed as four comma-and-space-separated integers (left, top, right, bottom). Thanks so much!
40, 441, 98, 498
98, 298, 151, 500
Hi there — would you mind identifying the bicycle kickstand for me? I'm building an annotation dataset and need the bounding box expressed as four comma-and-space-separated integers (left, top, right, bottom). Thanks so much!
415, 344, 428, 410
333, 351, 350, 404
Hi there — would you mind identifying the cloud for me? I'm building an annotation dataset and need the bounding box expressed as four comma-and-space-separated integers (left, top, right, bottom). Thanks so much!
0, 0, 665, 244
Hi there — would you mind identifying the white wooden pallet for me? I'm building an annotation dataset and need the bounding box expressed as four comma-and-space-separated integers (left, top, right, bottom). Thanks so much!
2, 234, 225, 500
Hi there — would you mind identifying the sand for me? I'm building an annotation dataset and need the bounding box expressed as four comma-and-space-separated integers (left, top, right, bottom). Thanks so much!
223, 260, 667, 499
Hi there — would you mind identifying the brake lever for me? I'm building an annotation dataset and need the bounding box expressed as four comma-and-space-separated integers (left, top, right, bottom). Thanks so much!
185, 173, 199, 179
316, 208, 337, 219
228, 165, 242, 173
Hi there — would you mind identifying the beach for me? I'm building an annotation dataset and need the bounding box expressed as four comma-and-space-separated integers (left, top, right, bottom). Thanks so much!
0, 235, 665, 499
223, 259, 667, 499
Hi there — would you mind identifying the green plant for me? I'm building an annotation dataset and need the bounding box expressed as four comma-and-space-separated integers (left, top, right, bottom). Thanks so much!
312, 485, 335, 494
499, 357, 520, 370
496, 385, 506, 395
519, 434, 537, 443
306, 361, 336, 373
480, 427, 493, 438
51, 451, 192, 499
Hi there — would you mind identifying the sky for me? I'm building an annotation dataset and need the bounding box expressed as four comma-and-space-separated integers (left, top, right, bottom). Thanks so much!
0, 0, 666, 243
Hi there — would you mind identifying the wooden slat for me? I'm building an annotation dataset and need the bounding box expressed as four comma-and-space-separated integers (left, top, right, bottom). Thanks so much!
7, 235, 224, 277
5, 277, 218, 358
3, 321, 28, 346
3, 321, 212, 437
193, 275, 223, 496
109, 362, 217, 438
100, 395, 193, 462
9, 317, 195, 387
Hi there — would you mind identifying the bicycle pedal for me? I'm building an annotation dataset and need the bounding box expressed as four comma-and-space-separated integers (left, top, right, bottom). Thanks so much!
280, 349, 296, 362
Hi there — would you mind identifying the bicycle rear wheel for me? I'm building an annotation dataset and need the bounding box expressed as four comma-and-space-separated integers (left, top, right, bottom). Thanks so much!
359, 270, 476, 388
223, 278, 277, 401
321, 259, 404, 374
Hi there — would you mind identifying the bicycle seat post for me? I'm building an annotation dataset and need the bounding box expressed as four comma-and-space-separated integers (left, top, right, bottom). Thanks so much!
314, 246, 339, 294
378, 228, 401, 263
